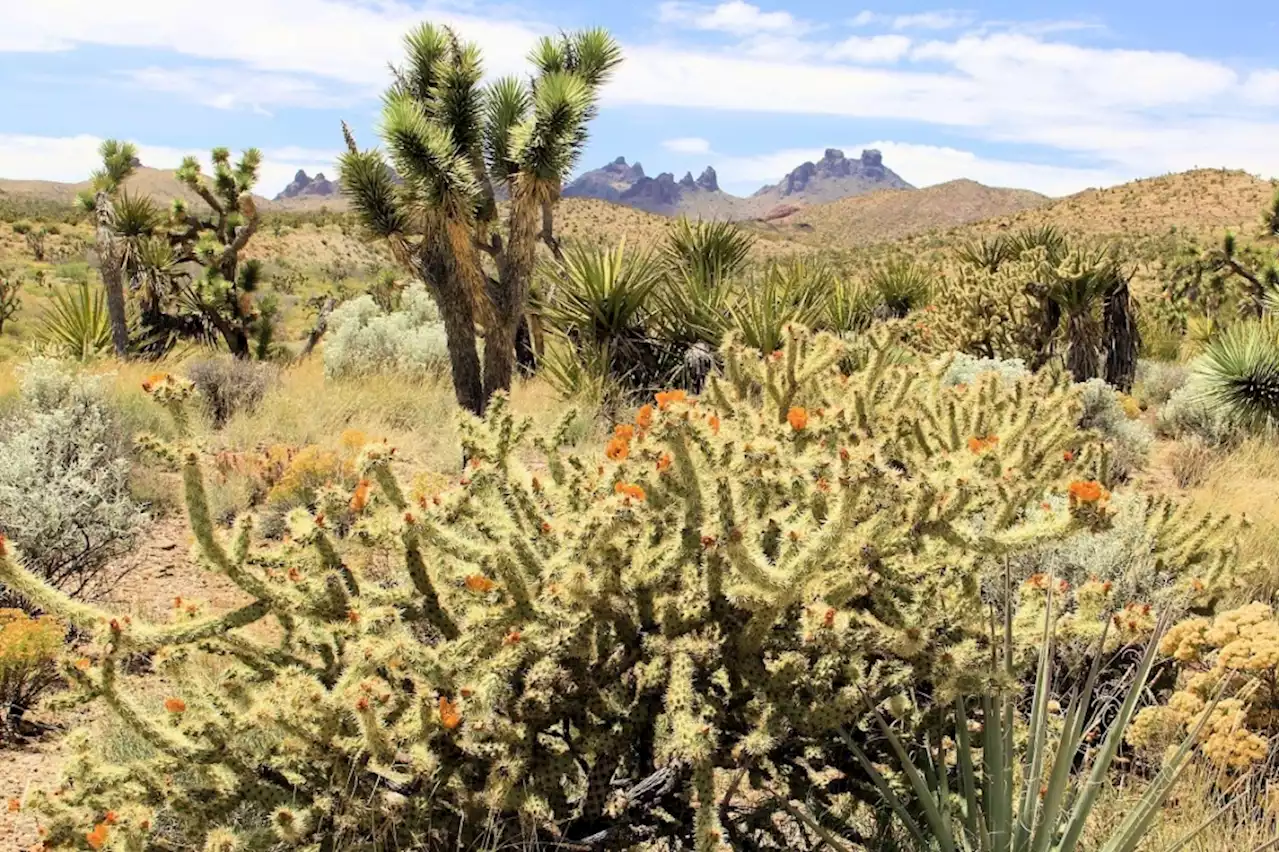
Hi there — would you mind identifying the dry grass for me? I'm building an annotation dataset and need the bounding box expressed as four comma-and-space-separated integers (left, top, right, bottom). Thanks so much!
1184, 435, 1280, 600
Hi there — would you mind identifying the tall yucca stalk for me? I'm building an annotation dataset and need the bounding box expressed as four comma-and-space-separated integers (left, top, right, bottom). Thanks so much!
839, 579, 1219, 852
76, 139, 140, 358
339, 23, 621, 415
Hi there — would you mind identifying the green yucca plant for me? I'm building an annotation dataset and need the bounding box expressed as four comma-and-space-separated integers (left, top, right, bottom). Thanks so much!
731, 258, 828, 352
869, 257, 934, 317
661, 216, 755, 280
36, 282, 116, 360
841, 579, 1219, 852
538, 240, 663, 348
1192, 317, 1278, 431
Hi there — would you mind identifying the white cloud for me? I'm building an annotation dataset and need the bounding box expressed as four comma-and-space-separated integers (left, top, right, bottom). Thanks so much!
1242, 69, 1279, 105
0, 1, 1274, 186
0, 133, 336, 196
825, 35, 912, 63
122, 66, 369, 111
0, 0, 542, 84
711, 141, 1132, 196
663, 137, 713, 154
892, 10, 975, 30
657, 1, 804, 36
846, 11, 878, 27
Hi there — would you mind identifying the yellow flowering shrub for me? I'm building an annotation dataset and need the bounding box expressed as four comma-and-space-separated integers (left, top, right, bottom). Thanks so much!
1127, 603, 1278, 771
0, 608, 64, 737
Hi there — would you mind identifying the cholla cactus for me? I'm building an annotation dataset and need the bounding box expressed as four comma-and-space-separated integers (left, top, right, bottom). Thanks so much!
0, 328, 1236, 849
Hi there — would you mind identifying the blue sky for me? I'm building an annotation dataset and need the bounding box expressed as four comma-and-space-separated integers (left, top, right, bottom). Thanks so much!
0, 0, 1276, 198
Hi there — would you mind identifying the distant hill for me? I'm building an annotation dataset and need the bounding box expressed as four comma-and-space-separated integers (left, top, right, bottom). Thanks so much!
563, 148, 911, 219
751, 179, 1049, 247
917, 169, 1276, 245
0, 166, 276, 212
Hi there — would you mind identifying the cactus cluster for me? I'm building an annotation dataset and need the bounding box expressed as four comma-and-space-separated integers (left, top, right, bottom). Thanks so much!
0, 327, 1243, 850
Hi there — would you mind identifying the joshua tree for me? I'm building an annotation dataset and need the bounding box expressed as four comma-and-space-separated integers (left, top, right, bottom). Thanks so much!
77, 140, 141, 358
340, 23, 622, 414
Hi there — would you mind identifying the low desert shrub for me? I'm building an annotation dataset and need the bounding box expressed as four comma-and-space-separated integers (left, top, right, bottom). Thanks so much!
1169, 437, 1217, 488
0, 359, 145, 602
323, 282, 450, 379
1128, 603, 1278, 772
1, 330, 1241, 850
0, 607, 63, 737
185, 356, 279, 426
1134, 359, 1189, 409
939, 352, 1030, 387
1078, 378, 1153, 481
1156, 383, 1240, 446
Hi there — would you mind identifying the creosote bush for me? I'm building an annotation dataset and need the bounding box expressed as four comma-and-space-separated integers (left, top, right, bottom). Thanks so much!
186, 356, 280, 427
0, 607, 64, 738
0, 327, 1244, 850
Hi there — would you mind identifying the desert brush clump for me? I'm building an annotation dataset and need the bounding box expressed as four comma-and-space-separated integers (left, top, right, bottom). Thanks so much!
1128, 602, 1278, 772
322, 281, 452, 379
0, 327, 1245, 850
1076, 378, 1152, 482
0, 607, 64, 738
0, 359, 145, 603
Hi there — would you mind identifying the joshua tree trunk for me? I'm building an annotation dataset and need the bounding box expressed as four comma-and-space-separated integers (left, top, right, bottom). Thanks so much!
94, 192, 130, 358
420, 237, 486, 416
1065, 312, 1097, 383
1102, 279, 1140, 392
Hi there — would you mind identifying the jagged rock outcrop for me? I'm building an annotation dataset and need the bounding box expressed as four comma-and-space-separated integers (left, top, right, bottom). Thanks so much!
275, 169, 338, 201
561, 148, 910, 218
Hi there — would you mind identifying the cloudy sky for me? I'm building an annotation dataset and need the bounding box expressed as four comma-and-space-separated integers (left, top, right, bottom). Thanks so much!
0, 0, 1276, 198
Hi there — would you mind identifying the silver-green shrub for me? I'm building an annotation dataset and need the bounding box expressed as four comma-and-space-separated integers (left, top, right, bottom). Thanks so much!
1078, 378, 1152, 480
323, 282, 451, 379
0, 359, 145, 601
939, 352, 1030, 386
1134, 359, 1189, 409
1155, 382, 1240, 446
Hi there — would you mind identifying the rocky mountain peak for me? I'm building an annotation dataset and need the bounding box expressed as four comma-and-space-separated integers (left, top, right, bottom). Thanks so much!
275, 169, 337, 201
696, 166, 719, 192
679, 171, 697, 189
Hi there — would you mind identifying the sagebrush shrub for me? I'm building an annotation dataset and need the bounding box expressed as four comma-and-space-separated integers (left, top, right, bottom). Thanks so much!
939, 352, 1030, 387
1077, 378, 1153, 481
323, 282, 451, 379
0, 359, 144, 602
0, 329, 1241, 850
1134, 359, 1189, 409
1156, 382, 1241, 446
185, 356, 279, 426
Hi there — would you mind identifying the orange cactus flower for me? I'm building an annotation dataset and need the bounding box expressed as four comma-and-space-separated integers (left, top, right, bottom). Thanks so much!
1191, 577, 1205, 592
349, 478, 372, 512
464, 575, 496, 593
787, 407, 808, 431
346, 609, 360, 624
967, 437, 984, 453
540, 521, 552, 534
74, 658, 91, 671
655, 389, 687, 410
839, 447, 850, 461
140, 372, 170, 393
708, 414, 720, 435
1063, 450, 1074, 462
605, 436, 630, 461
503, 629, 522, 646
0, 531, 6, 557
438, 696, 462, 730
7, 798, 19, 812
86, 824, 109, 851
823, 608, 836, 629
164, 697, 186, 714
355, 695, 370, 712
656, 453, 672, 472
614, 423, 635, 442
1040, 501, 1052, 510
103, 812, 118, 826
1067, 480, 1106, 504
636, 404, 654, 429
614, 482, 646, 501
